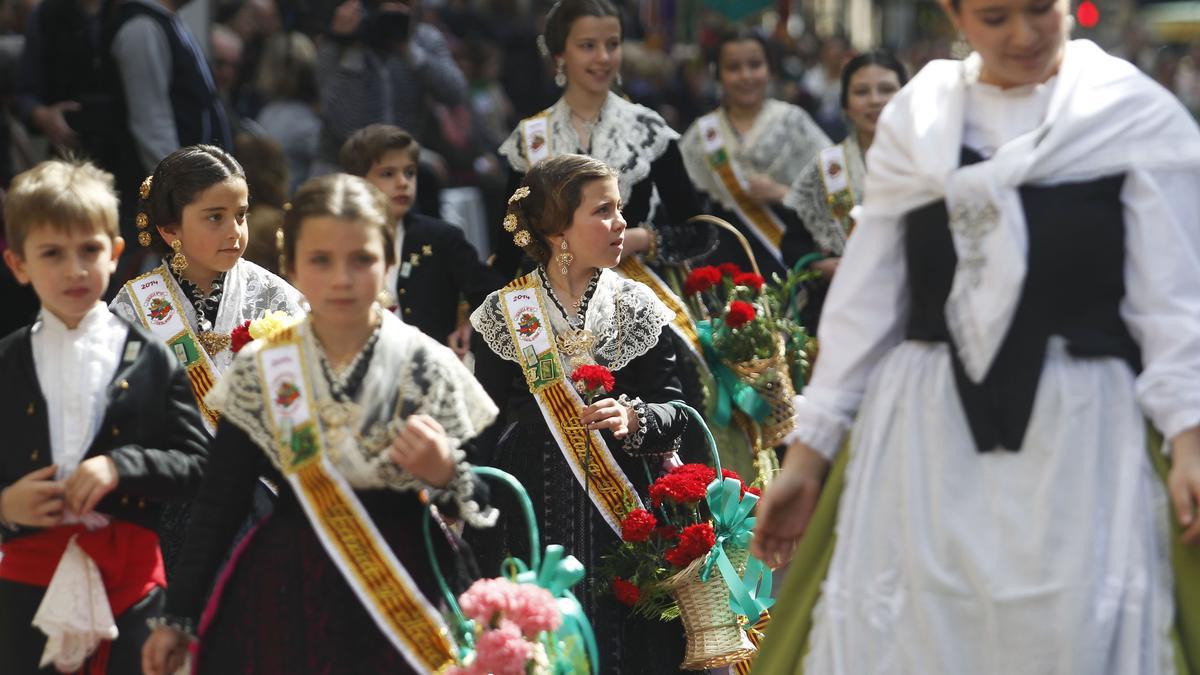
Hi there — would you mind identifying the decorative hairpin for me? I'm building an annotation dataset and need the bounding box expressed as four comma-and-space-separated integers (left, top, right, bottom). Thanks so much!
536, 34, 551, 58
136, 174, 154, 247
508, 186, 530, 205
139, 175, 153, 200
513, 230, 532, 248
503, 213, 519, 233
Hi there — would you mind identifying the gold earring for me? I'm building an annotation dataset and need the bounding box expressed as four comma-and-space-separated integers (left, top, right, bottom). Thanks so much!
169, 240, 188, 275
555, 59, 566, 88
557, 239, 574, 276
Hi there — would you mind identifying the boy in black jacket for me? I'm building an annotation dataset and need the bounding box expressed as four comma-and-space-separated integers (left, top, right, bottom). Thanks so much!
341, 124, 501, 358
0, 160, 208, 674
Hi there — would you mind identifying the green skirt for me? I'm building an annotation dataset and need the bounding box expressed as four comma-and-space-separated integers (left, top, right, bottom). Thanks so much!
750, 436, 1200, 674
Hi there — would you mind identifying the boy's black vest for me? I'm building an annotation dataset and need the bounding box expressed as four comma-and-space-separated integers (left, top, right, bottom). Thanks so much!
905, 147, 1140, 453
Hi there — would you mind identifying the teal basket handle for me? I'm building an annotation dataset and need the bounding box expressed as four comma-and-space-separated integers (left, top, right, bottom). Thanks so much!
670, 401, 722, 475
422, 466, 543, 658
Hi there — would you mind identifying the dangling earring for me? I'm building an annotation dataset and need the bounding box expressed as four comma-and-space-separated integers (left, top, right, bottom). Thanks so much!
555, 59, 567, 88
169, 239, 188, 275
557, 239, 574, 276
951, 33, 972, 60
615, 72, 623, 88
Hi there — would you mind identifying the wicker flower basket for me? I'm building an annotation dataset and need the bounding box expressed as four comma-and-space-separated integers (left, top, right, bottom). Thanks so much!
663, 546, 756, 670
725, 336, 796, 448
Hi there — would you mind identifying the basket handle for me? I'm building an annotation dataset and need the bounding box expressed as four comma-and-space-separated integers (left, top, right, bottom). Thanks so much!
421, 466, 543, 653
669, 401, 721, 476
688, 214, 762, 278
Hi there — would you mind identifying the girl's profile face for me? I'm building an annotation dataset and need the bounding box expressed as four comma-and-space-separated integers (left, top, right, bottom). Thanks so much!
290, 215, 387, 326
557, 175, 626, 270
160, 177, 249, 280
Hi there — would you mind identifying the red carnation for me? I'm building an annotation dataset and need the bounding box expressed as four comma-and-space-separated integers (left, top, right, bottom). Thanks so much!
718, 262, 742, 277
230, 320, 253, 353
733, 272, 765, 292
724, 300, 757, 329
612, 578, 641, 607
747, 486, 762, 498
620, 509, 657, 543
649, 471, 710, 507
683, 266, 722, 295
570, 364, 615, 403
665, 523, 716, 567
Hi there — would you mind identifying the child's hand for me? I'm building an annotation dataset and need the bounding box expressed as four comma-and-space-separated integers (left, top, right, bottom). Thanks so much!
63, 456, 119, 516
1169, 428, 1200, 545
446, 323, 473, 361
0, 465, 65, 528
141, 626, 190, 675
389, 414, 456, 487
581, 397, 638, 439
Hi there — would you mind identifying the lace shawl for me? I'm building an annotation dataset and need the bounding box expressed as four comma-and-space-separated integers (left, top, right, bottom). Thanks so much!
205, 311, 499, 527
680, 99, 830, 214
498, 92, 678, 205
470, 268, 674, 373
110, 258, 304, 375
782, 133, 867, 256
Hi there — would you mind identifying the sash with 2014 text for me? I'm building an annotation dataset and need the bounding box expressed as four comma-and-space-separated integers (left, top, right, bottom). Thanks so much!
124, 268, 221, 433
818, 143, 857, 238
256, 324, 456, 673
500, 273, 643, 533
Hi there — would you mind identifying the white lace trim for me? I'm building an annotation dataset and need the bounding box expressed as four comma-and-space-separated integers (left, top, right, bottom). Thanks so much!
206, 313, 498, 523
681, 100, 829, 214
781, 133, 867, 256
110, 258, 304, 376
498, 92, 678, 205
470, 269, 674, 374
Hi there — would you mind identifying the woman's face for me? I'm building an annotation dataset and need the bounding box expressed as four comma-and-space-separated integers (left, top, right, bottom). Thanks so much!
560, 15, 622, 98
843, 64, 902, 137
557, 176, 626, 271
290, 216, 386, 328
718, 39, 769, 111
943, 0, 1069, 88
160, 177, 249, 281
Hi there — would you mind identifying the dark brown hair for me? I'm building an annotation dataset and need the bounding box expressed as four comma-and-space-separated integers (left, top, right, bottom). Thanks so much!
840, 50, 908, 109
339, 124, 421, 178
507, 154, 617, 265
712, 27, 774, 74
144, 145, 245, 251
280, 173, 395, 273
542, 0, 621, 57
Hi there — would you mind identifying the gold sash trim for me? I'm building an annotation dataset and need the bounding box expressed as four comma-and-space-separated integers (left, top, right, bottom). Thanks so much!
124, 268, 221, 431
257, 326, 455, 673
500, 273, 643, 533
697, 112, 786, 260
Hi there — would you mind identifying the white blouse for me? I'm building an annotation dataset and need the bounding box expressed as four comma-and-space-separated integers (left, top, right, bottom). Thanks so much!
32, 304, 129, 476
790, 74, 1200, 458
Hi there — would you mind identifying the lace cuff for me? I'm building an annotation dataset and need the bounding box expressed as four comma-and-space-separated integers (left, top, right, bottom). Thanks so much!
146, 615, 197, 641
422, 444, 498, 529
618, 394, 648, 452
785, 394, 850, 460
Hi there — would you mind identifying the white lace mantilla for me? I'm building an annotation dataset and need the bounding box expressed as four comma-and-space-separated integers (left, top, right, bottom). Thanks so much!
470, 268, 674, 374
498, 92, 678, 205
206, 311, 499, 527
782, 133, 867, 256
110, 258, 304, 375
680, 99, 830, 214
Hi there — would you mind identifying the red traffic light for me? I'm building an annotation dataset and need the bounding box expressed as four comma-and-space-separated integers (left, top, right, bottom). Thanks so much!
1077, 1, 1100, 28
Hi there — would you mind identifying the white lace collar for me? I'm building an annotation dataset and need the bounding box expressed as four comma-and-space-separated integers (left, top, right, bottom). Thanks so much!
470, 268, 675, 373
499, 92, 678, 204
205, 312, 499, 524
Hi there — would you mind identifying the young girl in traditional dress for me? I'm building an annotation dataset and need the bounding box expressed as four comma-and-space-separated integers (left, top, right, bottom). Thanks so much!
471, 154, 697, 673
752, 1, 1200, 672
141, 173, 498, 675
109, 145, 302, 572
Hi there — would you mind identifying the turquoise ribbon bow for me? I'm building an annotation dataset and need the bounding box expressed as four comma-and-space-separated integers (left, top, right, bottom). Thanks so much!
697, 319, 772, 427
699, 477, 775, 620
509, 545, 599, 674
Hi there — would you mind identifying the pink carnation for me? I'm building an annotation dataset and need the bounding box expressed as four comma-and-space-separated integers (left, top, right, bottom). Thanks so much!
508, 584, 561, 637
473, 620, 534, 675
458, 577, 515, 625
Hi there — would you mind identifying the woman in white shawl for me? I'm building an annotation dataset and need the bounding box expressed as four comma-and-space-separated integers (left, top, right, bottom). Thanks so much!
751, 1, 1200, 673
110, 145, 302, 572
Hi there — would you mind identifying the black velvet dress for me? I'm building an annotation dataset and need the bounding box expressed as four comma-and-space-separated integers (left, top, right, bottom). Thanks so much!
470, 271, 706, 674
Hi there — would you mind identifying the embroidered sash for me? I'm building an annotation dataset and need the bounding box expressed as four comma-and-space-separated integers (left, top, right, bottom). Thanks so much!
124, 268, 221, 432
256, 326, 456, 673
818, 143, 857, 238
696, 112, 786, 263
499, 273, 643, 534
521, 112, 552, 167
